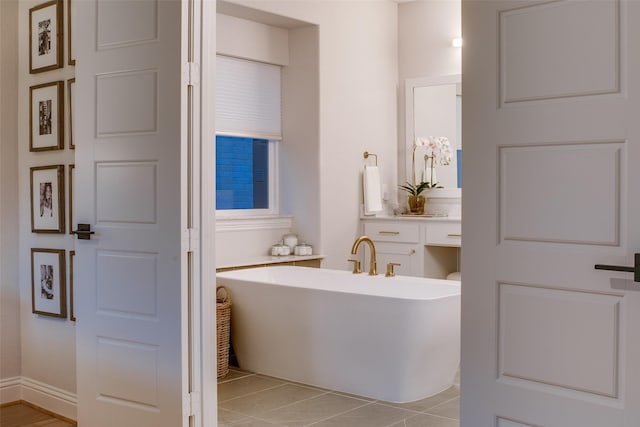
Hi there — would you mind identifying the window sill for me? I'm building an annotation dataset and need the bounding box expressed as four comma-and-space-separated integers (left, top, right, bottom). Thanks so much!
215, 215, 294, 232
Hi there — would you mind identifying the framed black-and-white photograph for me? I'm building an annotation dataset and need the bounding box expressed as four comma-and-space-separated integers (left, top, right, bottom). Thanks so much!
29, 0, 63, 74
31, 248, 66, 318
67, 78, 75, 149
67, 0, 75, 65
68, 164, 75, 234
30, 81, 64, 152
69, 250, 75, 321
31, 165, 65, 233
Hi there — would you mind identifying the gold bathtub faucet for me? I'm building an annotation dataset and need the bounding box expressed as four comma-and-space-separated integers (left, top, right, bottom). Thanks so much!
350, 236, 377, 276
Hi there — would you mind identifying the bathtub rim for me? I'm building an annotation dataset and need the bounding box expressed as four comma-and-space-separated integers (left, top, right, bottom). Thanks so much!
216, 265, 461, 301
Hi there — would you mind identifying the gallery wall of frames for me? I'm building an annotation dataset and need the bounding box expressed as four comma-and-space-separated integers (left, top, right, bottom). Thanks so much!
27, 0, 76, 321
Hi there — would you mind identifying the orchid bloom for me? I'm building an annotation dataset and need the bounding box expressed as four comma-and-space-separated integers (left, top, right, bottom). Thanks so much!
416, 136, 452, 165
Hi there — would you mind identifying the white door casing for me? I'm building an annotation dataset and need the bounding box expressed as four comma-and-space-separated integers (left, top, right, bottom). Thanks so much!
462, 1, 640, 426
74, 0, 187, 425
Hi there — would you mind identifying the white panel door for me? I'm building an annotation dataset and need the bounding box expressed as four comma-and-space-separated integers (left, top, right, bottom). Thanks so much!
73, 0, 185, 425
462, 1, 640, 426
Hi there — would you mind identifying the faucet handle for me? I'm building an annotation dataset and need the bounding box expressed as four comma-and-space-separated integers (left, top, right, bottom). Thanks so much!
348, 259, 362, 274
385, 262, 401, 277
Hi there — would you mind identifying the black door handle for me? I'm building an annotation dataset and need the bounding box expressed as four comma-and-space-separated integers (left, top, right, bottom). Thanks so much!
595, 253, 640, 282
71, 223, 95, 240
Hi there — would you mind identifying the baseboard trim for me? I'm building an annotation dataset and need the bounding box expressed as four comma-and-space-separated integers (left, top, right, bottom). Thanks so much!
0, 376, 77, 421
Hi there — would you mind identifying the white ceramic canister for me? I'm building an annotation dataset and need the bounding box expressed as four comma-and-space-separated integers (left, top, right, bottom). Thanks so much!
294, 243, 313, 256
270, 243, 291, 256
282, 233, 298, 250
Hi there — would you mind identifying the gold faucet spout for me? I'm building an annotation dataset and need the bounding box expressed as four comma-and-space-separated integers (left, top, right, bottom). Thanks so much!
350, 236, 377, 276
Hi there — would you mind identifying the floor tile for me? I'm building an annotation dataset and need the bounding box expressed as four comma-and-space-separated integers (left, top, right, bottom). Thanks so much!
220, 383, 327, 416
256, 392, 370, 427
389, 413, 459, 427
328, 390, 376, 403
309, 402, 418, 427
216, 369, 461, 427
425, 397, 460, 420
218, 375, 285, 402
385, 385, 459, 412
220, 368, 255, 383
219, 407, 250, 424
219, 416, 283, 426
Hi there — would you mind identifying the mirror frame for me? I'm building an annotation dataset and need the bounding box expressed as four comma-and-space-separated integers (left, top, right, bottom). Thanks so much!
405, 74, 461, 193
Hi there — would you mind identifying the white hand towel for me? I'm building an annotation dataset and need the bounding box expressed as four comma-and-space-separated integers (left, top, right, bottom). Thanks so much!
363, 165, 383, 215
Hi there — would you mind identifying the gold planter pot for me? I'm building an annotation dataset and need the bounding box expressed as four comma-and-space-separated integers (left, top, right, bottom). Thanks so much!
407, 195, 425, 215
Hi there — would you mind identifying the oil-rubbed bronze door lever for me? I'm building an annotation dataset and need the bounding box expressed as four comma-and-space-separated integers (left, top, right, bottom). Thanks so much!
595, 253, 640, 282
71, 223, 95, 240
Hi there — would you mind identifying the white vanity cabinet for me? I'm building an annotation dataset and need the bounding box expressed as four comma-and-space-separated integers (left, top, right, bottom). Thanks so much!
360, 216, 461, 279
362, 221, 422, 277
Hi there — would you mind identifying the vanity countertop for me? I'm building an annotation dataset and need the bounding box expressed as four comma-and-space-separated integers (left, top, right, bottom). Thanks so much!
216, 254, 325, 271
361, 214, 461, 222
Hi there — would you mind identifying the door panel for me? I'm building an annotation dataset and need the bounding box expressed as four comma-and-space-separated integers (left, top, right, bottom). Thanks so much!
462, 0, 640, 425
500, 0, 619, 103
500, 142, 622, 245
498, 284, 621, 398
74, 0, 184, 425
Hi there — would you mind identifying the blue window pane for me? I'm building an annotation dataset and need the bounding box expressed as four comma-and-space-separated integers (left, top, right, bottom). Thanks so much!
216, 136, 269, 210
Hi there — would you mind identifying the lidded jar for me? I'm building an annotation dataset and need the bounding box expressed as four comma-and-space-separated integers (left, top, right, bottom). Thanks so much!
282, 233, 298, 250
270, 242, 291, 256
294, 243, 313, 256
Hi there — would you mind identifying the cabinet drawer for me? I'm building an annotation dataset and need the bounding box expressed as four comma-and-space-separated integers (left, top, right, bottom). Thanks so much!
425, 222, 461, 247
363, 222, 420, 243
375, 242, 422, 277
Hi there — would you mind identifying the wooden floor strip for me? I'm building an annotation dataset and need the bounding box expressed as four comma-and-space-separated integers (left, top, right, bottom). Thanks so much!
0, 402, 75, 427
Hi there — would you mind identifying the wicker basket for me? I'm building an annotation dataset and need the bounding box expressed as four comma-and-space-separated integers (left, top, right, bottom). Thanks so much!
216, 285, 232, 379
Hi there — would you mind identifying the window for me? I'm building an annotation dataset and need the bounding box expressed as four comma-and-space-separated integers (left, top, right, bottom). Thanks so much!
216, 136, 272, 211
216, 55, 281, 216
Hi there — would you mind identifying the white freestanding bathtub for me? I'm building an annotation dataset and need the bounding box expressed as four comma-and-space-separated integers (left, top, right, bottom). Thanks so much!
216, 266, 460, 403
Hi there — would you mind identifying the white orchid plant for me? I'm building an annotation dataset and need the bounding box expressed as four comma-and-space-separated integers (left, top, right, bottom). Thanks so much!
404, 136, 452, 191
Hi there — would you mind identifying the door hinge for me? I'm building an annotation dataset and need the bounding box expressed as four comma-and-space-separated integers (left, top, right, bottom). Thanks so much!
184, 391, 201, 417
183, 228, 200, 252
184, 61, 200, 86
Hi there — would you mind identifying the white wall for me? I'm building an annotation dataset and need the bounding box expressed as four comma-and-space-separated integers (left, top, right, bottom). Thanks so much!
224, 0, 398, 269
398, 0, 461, 191
16, 0, 77, 416
399, 0, 461, 81
0, 0, 21, 402
280, 25, 321, 255
217, 13, 289, 65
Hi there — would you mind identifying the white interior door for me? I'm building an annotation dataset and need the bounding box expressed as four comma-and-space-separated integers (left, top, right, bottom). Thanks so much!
73, 0, 186, 425
462, 1, 640, 426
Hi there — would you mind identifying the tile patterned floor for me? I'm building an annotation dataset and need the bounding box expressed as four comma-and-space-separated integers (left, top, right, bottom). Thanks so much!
218, 368, 459, 427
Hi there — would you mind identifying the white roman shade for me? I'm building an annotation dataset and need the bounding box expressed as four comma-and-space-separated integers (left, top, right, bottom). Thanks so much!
216, 55, 282, 140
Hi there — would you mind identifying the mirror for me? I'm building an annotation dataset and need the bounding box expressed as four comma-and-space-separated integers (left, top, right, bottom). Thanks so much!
405, 74, 461, 190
